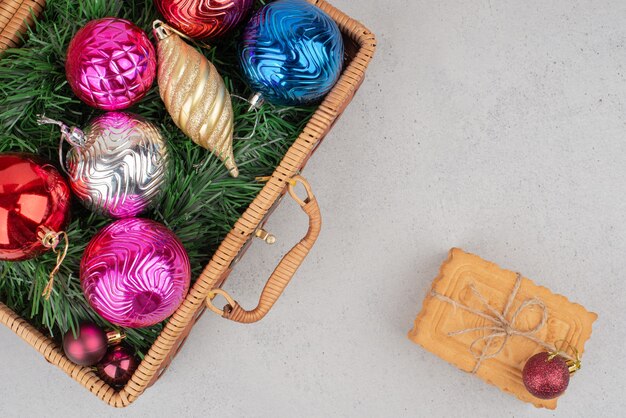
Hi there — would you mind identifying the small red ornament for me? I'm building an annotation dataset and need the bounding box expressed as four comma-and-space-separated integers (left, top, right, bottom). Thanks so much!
154, 0, 254, 39
97, 345, 138, 387
0, 153, 70, 261
522, 351, 577, 399
62, 322, 125, 366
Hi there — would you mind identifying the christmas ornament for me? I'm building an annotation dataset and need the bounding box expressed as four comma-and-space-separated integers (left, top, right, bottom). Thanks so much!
38, 113, 169, 218
239, 0, 344, 106
97, 345, 138, 387
409, 249, 597, 409
66, 18, 156, 110
62, 322, 125, 366
523, 351, 581, 399
80, 218, 191, 328
153, 20, 238, 177
0, 154, 70, 261
154, 0, 254, 40
0, 153, 71, 298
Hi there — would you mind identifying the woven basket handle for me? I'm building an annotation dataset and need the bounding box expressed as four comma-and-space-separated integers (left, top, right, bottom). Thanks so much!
206, 175, 322, 323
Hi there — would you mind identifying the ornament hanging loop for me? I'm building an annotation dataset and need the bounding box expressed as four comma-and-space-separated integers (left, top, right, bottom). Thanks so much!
37, 226, 69, 300
37, 115, 85, 147
231, 94, 260, 140
37, 115, 85, 177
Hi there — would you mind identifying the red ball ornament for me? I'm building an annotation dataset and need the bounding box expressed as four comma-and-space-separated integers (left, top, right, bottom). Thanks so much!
522, 352, 571, 399
66, 18, 156, 110
97, 345, 138, 387
154, 0, 254, 39
0, 153, 71, 261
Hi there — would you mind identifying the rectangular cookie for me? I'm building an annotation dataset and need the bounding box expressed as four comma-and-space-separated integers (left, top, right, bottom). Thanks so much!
408, 248, 597, 409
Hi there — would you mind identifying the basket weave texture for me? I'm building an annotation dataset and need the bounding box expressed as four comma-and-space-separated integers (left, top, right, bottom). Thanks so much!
0, 0, 46, 51
0, 0, 376, 407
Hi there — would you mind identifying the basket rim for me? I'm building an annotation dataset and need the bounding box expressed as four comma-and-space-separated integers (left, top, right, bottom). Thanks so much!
0, 0, 376, 407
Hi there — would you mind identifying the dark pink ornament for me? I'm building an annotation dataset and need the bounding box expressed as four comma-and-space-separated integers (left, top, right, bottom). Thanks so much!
80, 218, 191, 328
97, 345, 138, 387
154, 0, 254, 39
522, 352, 571, 399
66, 18, 156, 110
62, 322, 108, 366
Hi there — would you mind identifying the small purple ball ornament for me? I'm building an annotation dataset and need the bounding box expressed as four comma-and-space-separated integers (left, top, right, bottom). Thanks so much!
80, 218, 191, 328
97, 345, 138, 387
66, 18, 156, 110
62, 322, 125, 366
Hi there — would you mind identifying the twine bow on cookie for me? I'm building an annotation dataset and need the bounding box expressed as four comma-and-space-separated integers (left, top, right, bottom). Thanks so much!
431, 273, 574, 373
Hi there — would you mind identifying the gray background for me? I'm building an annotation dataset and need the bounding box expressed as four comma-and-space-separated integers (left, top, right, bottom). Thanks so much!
2, 0, 625, 416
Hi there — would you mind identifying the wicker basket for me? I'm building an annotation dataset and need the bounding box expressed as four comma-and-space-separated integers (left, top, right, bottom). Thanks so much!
0, 0, 376, 407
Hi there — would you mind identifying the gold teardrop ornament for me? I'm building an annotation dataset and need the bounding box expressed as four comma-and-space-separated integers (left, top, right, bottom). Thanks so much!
153, 21, 238, 177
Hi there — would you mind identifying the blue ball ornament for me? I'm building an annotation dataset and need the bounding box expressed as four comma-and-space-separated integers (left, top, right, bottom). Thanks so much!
239, 0, 344, 106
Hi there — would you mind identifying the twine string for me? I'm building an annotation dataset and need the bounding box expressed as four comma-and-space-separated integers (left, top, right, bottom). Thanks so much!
40, 229, 69, 300
431, 273, 574, 373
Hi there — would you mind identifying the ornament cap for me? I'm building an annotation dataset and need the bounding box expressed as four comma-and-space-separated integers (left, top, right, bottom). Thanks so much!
153, 20, 171, 40
247, 92, 265, 112
106, 330, 126, 345
566, 358, 582, 374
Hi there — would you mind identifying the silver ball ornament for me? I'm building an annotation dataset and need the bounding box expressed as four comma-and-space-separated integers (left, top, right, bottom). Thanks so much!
39, 112, 169, 218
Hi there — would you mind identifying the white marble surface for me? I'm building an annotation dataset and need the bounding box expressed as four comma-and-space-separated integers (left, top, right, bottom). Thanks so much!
2, 0, 625, 416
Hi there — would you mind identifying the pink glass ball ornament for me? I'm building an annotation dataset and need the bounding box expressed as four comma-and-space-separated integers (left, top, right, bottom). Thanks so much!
66, 18, 157, 110
80, 218, 191, 328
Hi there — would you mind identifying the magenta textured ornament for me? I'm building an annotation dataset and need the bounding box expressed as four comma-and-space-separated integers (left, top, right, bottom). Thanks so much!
154, 0, 254, 39
80, 218, 191, 328
522, 352, 571, 399
97, 346, 138, 387
66, 18, 156, 110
